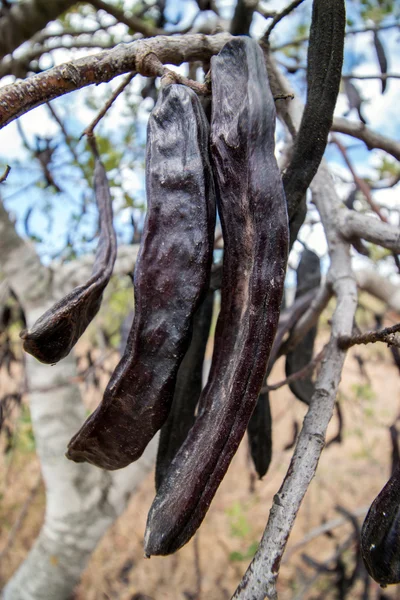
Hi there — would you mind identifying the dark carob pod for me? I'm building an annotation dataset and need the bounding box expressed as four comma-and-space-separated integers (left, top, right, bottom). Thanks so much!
144, 37, 288, 556
20, 152, 117, 364
155, 289, 214, 491
285, 248, 321, 405
283, 0, 346, 247
247, 389, 272, 480
373, 30, 388, 94
66, 84, 216, 470
247, 287, 316, 478
361, 464, 400, 586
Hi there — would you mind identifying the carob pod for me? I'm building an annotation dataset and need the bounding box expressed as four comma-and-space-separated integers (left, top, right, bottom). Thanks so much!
155, 289, 214, 491
247, 389, 272, 480
361, 464, 400, 586
283, 0, 346, 247
144, 36, 288, 556
19, 151, 117, 364
373, 30, 388, 94
285, 248, 321, 405
66, 83, 216, 470
247, 287, 316, 478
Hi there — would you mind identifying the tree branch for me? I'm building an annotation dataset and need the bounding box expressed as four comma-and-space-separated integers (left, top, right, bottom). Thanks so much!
338, 322, 400, 350
88, 0, 163, 37
338, 210, 400, 254
262, 0, 306, 42
0, 32, 232, 130
332, 117, 400, 162
0, 0, 77, 60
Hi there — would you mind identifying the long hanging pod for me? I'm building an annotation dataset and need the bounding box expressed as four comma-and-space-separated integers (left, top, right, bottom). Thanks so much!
144, 36, 288, 556
285, 248, 321, 405
66, 84, 216, 469
20, 145, 117, 364
155, 289, 214, 491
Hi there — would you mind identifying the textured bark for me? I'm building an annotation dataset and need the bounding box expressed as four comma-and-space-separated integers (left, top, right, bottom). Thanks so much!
0, 0, 77, 60
0, 33, 232, 130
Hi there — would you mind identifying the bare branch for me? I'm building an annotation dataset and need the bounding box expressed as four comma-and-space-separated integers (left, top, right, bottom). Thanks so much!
338, 322, 400, 350
0, 32, 232, 130
82, 71, 135, 137
88, 0, 163, 37
338, 210, 400, 254
262, 0, 306, 42
332, 117, 400, 162
343, 72, 400, 81
272, 20, 400, 51
332, 134, 388, 222
264, 346, 326, 393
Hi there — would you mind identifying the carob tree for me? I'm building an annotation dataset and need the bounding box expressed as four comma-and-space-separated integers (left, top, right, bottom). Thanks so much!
1, 0, 399, 599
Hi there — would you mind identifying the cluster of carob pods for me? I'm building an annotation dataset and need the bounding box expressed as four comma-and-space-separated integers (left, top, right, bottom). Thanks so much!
21, 37, 288, 556
19, 10, 400, 585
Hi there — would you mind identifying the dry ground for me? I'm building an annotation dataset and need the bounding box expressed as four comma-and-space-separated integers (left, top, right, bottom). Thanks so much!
1, 330, 400, 599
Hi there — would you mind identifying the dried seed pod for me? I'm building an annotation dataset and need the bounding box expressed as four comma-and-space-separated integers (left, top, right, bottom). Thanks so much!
247, 287, 316, 478
247, 389, 272, 480
373, 30, 388, 94
144, 36, 288, 556
66, 84, 216, 470
285, 248, 321, 405
361, 465, 400, 586
20, 154, 117, 364
344, 79, 367, 125
283, 0, 346, 246
155, 289, 214, 490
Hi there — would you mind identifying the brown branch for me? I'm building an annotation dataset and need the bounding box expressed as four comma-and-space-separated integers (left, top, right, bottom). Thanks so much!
338, 322, 400, 350
88, 0, 163, 37
82, 71, 135, 137
332, 116, 400, 162
264, 346, 326, 393
262, 0, 306, 42
0, 32, 232, 130
332, 134, 388, 222
0, 164, 11, 183
343, 72, 400, 81
272, 20, 400, 51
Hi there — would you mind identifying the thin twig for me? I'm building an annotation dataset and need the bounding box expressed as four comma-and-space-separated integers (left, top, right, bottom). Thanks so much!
82, 71, 135, 137
272, 20, 400, 51
263, 346, 326, 393
332, 135, 388, 222
338, 322, 400, 350
0, 165, 11, 183
262, 0, 306, 42
284, 505, 369, 562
